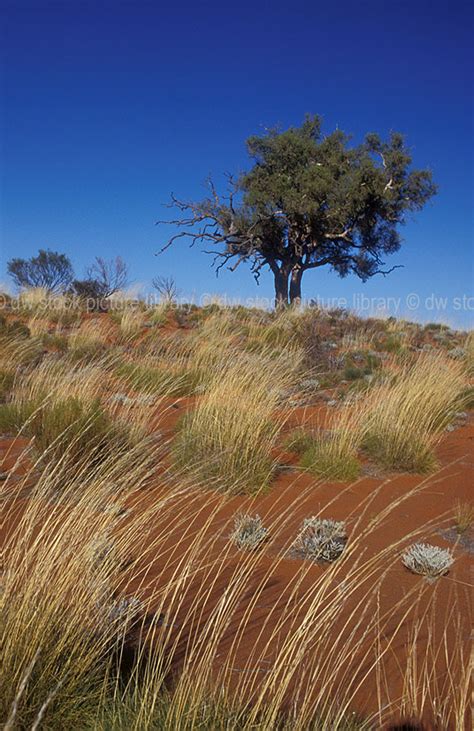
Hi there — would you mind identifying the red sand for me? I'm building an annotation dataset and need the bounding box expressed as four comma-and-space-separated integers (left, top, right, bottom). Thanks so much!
1, 388, 472, 729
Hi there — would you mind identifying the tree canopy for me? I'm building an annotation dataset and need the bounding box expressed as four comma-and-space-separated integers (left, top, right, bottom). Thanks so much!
158, 115, 437, 306
7, 249, 74, 293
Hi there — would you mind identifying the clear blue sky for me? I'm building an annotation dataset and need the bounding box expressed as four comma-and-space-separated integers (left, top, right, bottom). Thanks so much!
1, 0, 473, 326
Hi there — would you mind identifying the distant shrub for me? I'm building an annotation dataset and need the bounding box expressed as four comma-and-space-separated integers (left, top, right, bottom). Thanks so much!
291, 518, 347, 562
401, 543, 453, 579
229, 514, 268, 550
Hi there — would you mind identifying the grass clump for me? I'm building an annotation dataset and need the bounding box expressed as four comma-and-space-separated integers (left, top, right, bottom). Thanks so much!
360, 353, 466, 472
0, 370, 15, 402
229, 513, 268, 550
453, 500, 474, 535
300, 440, 361, 481
291, 518, 347, 562
401, 543, 453, 579
69, 320, 108, 360
0, 397, 130, 464
117, 361, 199, 397
284, 428, 316, 454
118, 308, 146, 340
174, 349, 299, 494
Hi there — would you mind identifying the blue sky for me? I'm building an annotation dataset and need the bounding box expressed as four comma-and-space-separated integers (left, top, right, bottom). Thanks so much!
1, 0, 473, 326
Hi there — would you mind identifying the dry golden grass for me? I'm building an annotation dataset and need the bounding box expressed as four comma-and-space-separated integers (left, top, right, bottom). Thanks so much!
174, 344, 302, 493
118, 307, 147, 340
359, 352, 466, 471
453, 499, 474, 535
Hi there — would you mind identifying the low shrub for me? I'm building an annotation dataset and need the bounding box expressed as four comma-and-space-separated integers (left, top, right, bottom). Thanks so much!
291, 518, 347, 562
229, 514, 268, 550
401, 543, 453, 579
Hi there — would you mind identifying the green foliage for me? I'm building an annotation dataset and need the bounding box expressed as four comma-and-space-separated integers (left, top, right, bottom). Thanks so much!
362, 432, 437, 473
0, 397, 129, 463
161, 115, 437, 305
300, 441, 360, 481
284, 428, 316, 454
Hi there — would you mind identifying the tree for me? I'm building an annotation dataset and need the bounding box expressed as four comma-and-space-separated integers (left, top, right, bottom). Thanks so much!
157, 116, 437, 306
7, 249, 74, 293
86, 256, 128, 297
72, 256, 128, 300
151, 275, 179, 303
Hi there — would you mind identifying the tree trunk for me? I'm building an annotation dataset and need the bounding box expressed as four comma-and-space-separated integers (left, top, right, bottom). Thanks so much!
289, 266, 303, 305
274, 268, 290, 308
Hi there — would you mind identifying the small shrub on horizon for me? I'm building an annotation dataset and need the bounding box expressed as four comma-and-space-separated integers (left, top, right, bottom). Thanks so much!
229, 514, 268, 550
291, 518, 347, 563
401, 543, 453, 579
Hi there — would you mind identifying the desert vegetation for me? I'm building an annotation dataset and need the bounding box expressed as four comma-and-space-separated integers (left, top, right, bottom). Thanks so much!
0, 290, 472, 729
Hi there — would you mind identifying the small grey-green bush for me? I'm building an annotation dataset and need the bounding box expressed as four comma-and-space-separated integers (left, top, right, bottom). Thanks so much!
229, 514, 268, 550
401, 543, 453, 579
292, 518, 347, 562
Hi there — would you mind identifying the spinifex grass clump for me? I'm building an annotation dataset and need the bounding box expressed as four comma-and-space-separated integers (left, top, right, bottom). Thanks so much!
69, 319, 109, 360
453, 500, 474, 535
298, 406, 362, 481
360, 353, 466, 472
401, 543, 453, 579
117, 360, 199, 397
174, 348, 300, 494
118, 307, 146, 340
284, 428, 316, 455
0, 396, 130, 465
229, 513, 268, 550
300, 438, 361, 481
291, 518, 347, 562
